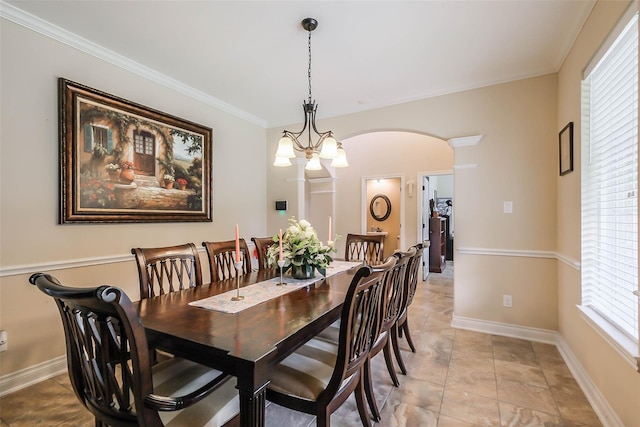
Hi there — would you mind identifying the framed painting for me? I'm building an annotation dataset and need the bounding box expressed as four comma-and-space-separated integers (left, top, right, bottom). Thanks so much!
559, 121, 574, 176
59, 78, 212, 223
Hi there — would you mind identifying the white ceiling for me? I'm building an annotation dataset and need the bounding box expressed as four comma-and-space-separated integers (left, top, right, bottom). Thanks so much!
3, 0, 595, 128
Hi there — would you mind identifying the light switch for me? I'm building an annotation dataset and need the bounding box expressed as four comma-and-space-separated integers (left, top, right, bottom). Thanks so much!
503, 201, 513, 214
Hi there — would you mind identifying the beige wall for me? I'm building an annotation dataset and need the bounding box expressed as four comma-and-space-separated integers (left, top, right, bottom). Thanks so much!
0, 20, 268, 376
557, 1, 640, 426
269, 75, 559, 330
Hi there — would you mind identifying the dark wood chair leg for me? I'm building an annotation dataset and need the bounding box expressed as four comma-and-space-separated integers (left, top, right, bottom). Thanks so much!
355, 373, 373, 427
390, 325, 408, 375
401, 320, 416, 353
363, 359, 381, 421
382, 340, 400, 387
316, 409, 329, 427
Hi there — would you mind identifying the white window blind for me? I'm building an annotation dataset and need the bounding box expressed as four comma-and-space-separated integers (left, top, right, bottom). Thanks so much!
581, 11, 638, 346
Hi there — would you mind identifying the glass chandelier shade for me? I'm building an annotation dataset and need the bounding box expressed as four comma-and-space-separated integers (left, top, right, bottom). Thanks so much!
273, 18, 348, 169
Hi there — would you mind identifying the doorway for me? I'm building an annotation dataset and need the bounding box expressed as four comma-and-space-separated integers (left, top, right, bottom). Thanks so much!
363, 176, 403, 259
419, 173, 453, 279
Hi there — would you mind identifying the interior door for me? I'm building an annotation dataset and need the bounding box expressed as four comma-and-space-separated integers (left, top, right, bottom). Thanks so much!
422, 175, 430, 280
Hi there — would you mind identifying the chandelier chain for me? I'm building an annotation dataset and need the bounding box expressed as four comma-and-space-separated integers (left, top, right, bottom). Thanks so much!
307, 29, 312, 104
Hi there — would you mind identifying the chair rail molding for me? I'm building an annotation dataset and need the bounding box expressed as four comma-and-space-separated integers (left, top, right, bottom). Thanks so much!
456, 247, 581, 270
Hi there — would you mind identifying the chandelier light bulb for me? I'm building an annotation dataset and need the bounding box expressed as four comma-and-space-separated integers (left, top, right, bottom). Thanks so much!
318, 136, 338, 159
331, 146, 349, 168
305, 153, 322, 170
275, 136, 296, 158
273, 156, 292, 167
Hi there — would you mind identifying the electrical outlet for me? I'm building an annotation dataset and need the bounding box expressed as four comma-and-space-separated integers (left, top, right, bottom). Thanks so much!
0, 330, 7, 352
503, 295, 513, 308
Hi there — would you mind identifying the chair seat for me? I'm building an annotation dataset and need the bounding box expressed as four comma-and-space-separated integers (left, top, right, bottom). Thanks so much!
267, 338, 340, 401
154, 358, 239, 427
315, 320, 340, 343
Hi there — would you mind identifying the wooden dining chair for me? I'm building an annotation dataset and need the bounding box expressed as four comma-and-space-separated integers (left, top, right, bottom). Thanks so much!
202, 239, 251, 282
251, 236, 276, 270
131, 243, 203, 300
345, 233, 385, 265
363, 247, 415, 421
29, 273, 239, 427
265, 257, 396, 427
391, 243, 424, 375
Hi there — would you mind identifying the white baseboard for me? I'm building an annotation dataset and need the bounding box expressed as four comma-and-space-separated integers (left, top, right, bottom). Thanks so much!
0, 355, 67, 397
451, 315, 623, 427
555, 336, 624, 427
451, 314, 558, 344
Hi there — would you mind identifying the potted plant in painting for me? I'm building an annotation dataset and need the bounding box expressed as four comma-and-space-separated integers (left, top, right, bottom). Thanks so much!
163, 174, 175, 189
176, 178, 187, 190
105, 163, 120, 181
119, 161, 135, 184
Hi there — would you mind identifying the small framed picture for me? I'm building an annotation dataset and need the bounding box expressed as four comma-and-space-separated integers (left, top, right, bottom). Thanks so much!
559, 122, 574, 176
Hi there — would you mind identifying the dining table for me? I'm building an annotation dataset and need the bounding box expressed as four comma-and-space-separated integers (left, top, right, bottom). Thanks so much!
136, 261, 363, 427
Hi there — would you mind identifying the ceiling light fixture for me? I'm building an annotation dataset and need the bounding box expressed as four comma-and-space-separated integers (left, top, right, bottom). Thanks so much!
274, 18, 348, 170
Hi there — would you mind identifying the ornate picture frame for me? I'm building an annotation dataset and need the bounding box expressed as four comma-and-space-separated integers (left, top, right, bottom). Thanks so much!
559, 121, 574, 176
59, 78, 212, 223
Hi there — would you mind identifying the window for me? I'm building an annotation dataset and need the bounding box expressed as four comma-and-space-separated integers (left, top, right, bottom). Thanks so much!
83, 124, 113, 153
581, 8, 638, 361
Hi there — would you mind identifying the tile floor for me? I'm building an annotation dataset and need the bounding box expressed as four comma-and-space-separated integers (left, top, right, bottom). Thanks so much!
0, 263, 602, 426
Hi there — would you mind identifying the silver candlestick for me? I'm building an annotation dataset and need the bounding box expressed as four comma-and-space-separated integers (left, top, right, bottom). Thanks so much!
277, 259, 286, 286
231, 260, 245, 301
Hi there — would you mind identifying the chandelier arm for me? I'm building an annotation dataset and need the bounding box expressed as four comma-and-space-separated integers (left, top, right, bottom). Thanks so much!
308, 106, 332, 150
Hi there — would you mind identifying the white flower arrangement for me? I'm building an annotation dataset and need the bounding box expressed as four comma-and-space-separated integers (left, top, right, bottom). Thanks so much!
163, 174, 175, 182
267, 217, 335, 273
105, 163, 121, 171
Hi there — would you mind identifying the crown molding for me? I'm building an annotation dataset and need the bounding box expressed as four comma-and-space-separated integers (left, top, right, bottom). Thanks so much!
0, 1, 267, 128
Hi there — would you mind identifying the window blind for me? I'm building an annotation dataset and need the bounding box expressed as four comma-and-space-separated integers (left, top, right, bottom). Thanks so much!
581, 12, 638, 343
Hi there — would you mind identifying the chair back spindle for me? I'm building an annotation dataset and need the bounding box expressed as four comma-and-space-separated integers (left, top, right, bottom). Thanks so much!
345, 233, 385, 266
132, 243, 203, 299
202, 239, 251, 282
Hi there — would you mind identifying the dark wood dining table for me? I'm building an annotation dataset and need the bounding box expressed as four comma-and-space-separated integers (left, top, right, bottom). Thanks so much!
136, 265, 361, 427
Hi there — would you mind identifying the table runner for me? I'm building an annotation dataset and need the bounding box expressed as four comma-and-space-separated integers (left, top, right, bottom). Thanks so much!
189, 261, 362, 314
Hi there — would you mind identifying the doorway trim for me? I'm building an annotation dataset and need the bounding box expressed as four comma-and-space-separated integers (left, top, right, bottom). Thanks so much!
361, 174, 405, 254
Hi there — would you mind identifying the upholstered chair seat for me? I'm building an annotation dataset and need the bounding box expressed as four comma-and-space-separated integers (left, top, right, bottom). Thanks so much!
152, 358, 239, 426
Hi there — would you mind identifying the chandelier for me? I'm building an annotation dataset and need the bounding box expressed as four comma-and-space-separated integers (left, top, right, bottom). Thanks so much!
274, 18, 349, 170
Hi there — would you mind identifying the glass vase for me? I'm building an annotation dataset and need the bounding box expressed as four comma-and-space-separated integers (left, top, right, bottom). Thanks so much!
290, 264, 315, 280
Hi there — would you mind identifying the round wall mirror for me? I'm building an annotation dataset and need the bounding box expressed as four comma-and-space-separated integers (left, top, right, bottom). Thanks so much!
370, 194, 391, 222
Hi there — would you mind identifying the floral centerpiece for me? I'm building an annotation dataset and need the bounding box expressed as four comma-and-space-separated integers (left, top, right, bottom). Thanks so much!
267, 217, 335, 279
105, 163, 120, 171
